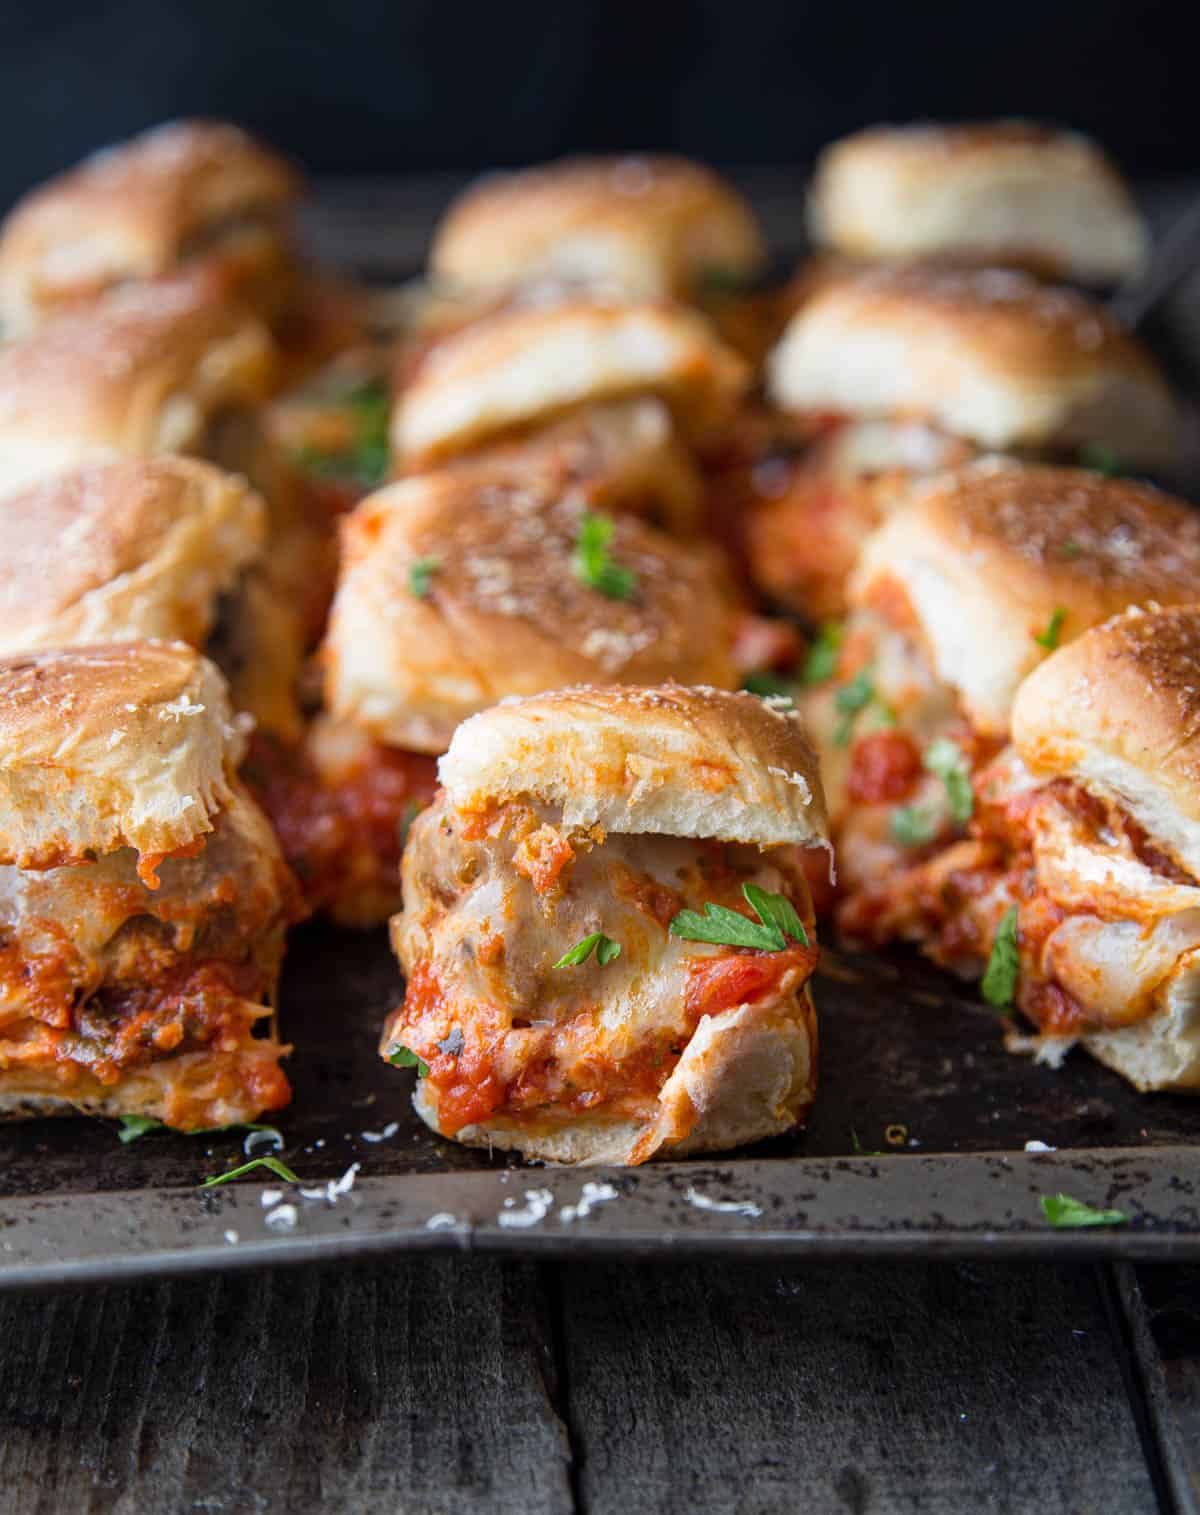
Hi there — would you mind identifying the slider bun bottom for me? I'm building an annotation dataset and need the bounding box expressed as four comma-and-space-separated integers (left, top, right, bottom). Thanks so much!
1081, 993, 1200, 1094
411, 984, 817, 1166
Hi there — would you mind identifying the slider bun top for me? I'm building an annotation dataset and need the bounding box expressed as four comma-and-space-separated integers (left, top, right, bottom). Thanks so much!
808, 121, 1147, 285
325, 472, 739, 752
429, 155, 766, 299
1012, 605, 1200, 879
0, 458, 266, 656
852, 460, 1200, 735
392, 299, 749, 466
439, 683, 829, 851
0, 279, 276, 498
0, 120, 300, 336
0, 641, 244, 870
768, 266, 1176, 467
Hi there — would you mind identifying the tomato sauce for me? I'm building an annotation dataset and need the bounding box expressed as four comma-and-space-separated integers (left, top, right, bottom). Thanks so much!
846, 729, 922, 804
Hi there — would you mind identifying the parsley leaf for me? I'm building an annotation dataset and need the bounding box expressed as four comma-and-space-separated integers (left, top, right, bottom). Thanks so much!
1033, 607, 1067, 651
554, 932, 623, 968
890, 805, 938, 848
572, 511, 637, 601
201, 1155, 299, 1188
388, 1044, 431, 1077
408, 557, 440, 599
802, 622, 844, 686
117, 1116, 284, 1146
293, 379, 391, 487
981, 905, 1020, 1008
117, 1114, 164, 1143
1079, 444, 1124, 478
1040, 1193, 1128, 1228
924, 738, 974, 826
670, 883, 808, 951
833, 670, 875, 747
742, 670, 793, 699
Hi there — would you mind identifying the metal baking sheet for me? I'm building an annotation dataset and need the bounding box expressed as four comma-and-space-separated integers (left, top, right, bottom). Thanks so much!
2, 924, 1199, 1289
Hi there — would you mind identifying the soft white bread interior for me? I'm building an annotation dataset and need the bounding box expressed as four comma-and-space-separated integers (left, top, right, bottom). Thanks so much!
324, 473, 739, 752
429, 154, 766, 300
439, 683, 829, 849
1013, 605, 1200, 881
808, 121, 1147, 285
391, 299, 749, 465
767, 266, 1177, 467
0, 458, 266, 655
852, 460, 1200, 736
0, 642, 245, 870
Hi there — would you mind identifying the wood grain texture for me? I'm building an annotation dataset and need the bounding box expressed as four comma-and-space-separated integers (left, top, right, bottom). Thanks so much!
0, 1259, 572, 1515
558, 1260, 1159, 1515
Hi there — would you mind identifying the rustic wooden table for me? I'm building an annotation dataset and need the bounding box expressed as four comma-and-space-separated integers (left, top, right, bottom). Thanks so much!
3, 176, 1200, 1514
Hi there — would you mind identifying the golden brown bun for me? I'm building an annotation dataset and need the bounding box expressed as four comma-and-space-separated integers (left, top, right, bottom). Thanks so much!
440, 683, 829, 849
853, 460, 1200, 735
392, 299, 749, 466
325, 473, 740, 751
0, 459, 265, 655
0, 642, 245, 869
429, 155, 766, 300
0, 279, 277, 498
768, 266, 1177, 466
0, 120, 300, 336
1013, 605, 1200, 878
808, 122, 1148, 285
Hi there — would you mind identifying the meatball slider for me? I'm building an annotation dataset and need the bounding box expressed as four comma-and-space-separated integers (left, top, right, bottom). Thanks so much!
385, 684, 828, 1164
808, 122, 1147, 287
0, 643, 299, 1128
750, 267, 1177, 616
805, 461, 1200, 953
296, 470, 740, 925
0, 120, 301, 338
993, 606, 1200, 1089
392, 299, 748, 473
430, 155, 766, 304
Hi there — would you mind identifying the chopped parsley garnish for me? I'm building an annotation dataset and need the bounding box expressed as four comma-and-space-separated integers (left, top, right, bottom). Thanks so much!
742, 669, 793, 699
1059, 541, 1083, 560
117, 1114, 164, 1143
408, 557, 440, 599
293, 379, 390, 487
670, 883, 809, 952
388, 1044, 431, 1077
572, 511, 637, 601
398, 799, 427, 849
924, 738, 974, 826
201, 1155, 299, 1188
698, 265, 751, 299
981, 905, 1020, 1009
117, 1116, 284, 1146
802, 621, 844, 686
833, 670, 876, 747
1079, 444, 1124, 478
1040, 1193, 1128, 1228
890, 805, 938, 848
850, 1128, 884, 1156
1033, 607, 1067, 651
554, 932, 622, 968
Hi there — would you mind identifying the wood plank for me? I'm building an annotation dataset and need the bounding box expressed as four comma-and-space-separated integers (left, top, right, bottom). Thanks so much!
0, 1259, 573, 1515
1119, 1264, 1200, 1515
557, 1260, 1158, 1515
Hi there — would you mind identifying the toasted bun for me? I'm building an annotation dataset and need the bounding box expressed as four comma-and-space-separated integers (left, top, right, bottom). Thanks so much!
1013, 605, 1200, 879
0, 459, 265, 655
0, 642, 244, 869
767, 266, 1176, 466
853, 460, 1200, 736
392, 299, 748, 465
808, 122, 1147, 285
0, 120, 299, 336
439, 683, 829, 849
1080, 991, 1200, 1092
412, 983, 818, 1164
429, 155, 766, 300
0, 279, 276, 498
325, 473, 739, 751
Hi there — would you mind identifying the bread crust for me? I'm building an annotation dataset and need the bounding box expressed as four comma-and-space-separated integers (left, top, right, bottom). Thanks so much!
0, 459, 265, 654
0, 279, 276, 498
430, 155, 766, 299
852, 460, 1200, 734
808, 122, 1147, 284
0, 642, 245, 869
392, 299, 749, 465
439, 683, 829, 849
0, 120, 300, 335
767, 266, 1176, 465
325, 473, 740, 751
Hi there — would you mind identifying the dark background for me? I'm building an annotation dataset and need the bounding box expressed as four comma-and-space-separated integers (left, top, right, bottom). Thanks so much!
3, 0, 1198, 209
